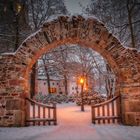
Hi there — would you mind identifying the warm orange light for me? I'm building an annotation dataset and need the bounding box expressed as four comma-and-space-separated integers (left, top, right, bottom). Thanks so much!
80, 77, 84, 84
16, 3, 22, 13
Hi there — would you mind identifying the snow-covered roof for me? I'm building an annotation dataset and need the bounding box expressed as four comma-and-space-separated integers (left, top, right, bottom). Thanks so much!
38, 75, 63, 81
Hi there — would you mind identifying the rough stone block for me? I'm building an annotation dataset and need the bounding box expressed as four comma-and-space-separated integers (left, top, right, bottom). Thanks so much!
6, 99, 24, 110
0, 107, 5, 116
13, 110, 25, 126
0, 92, 9, 96
9, 80, 19, 86
122, 99, 130, 112
122, 99, 140, 112
124, 112, 140, 126
0, 118, 3, 126
5, 110, 14, 116
129, 100, 140, 112
135, 112, 140, 126
0, 88, 6, 94
2, 116, 14, 127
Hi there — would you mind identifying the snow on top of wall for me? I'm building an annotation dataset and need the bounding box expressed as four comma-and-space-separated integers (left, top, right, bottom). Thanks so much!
1, 15, 139, 57
1, 52, 15, 56
38, 75, 63, 81
43, 14, 101, 25
42, 14, 68, 24
80, 13, 102, 23
14, 29, 42, 54
123, 46, 138, 51
0, 29, 42, 56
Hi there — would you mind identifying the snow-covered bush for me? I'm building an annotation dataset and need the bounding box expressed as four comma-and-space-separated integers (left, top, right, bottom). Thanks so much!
34, 93, 71, 104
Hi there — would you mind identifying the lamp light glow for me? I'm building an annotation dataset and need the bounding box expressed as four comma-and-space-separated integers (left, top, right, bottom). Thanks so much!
80, 77, 84, 84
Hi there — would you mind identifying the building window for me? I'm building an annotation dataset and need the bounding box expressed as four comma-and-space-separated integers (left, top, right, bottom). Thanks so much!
72, 87, 74, 90
50, 87, 56, 93
52, 82, 55, 85
44, 82, 46, 85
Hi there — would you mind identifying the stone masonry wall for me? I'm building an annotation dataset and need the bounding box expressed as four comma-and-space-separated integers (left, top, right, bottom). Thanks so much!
0, 15, 140, 126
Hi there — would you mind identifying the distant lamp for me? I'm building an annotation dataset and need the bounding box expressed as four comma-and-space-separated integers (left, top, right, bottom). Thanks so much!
17, 3, 22, 13
80, 77, 84, 85
15, 3, 22, 14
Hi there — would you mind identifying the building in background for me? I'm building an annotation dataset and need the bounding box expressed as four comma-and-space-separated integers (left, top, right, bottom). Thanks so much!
37, 75, 94, 95
37, 75, 64, 95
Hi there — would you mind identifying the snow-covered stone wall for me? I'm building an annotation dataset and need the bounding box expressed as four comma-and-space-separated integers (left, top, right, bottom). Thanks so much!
0, 15, 140, 126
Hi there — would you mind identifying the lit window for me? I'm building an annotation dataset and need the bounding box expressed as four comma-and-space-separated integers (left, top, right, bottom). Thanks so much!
50, 87, 56, 93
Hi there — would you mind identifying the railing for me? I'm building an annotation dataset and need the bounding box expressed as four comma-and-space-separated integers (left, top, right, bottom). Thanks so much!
25, 98, 57, 126
91, 95, 121, 124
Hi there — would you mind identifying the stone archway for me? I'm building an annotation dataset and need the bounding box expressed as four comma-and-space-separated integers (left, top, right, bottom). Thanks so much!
0, 15, 140, 126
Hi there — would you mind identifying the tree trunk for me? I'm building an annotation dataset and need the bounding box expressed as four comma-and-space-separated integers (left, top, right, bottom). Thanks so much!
46, 70, 51, 94
106, 64, 111, 99
127, 1, 136, 48
105, 78, 109, 99
76, 82, 79, 94
98, 72, 102, 93
64, 75, 68, 95
42, 58, 51, 94
14, 14, 19, 51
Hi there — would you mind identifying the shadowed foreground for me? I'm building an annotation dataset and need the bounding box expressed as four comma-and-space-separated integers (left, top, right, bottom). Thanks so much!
0, 103, 140, 140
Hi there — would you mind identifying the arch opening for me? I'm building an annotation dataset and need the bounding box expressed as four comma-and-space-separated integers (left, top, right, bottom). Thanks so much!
23, 38, 121, 100
31, 44, 117, 100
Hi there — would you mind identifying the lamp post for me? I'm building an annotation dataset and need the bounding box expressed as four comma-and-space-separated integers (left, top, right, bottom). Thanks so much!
80, 77, 84, 111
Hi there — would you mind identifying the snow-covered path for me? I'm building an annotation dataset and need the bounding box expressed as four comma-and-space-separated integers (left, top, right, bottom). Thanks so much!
0, 103, 140, 140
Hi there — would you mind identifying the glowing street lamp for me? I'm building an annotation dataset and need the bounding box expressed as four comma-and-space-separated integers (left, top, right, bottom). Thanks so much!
14, 2, 22, 14
16, 3, 22, 14
80, 78, 84, 84
79, 77, 85, 111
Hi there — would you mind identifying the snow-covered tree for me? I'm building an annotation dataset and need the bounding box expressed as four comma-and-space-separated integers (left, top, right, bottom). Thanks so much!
37, 44, 116, 97
27, 0, 68, 30
0, 0, 68, 53
85, 0, 140, 49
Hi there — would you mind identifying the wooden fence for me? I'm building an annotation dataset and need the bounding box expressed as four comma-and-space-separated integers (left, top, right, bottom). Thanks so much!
91, 95, 121, 124
25, 98, 57, 126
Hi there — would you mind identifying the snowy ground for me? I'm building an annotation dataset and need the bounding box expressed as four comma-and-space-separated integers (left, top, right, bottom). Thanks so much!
0, 103, 140, 140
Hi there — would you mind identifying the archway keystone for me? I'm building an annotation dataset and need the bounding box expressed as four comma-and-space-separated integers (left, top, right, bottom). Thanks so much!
0, 15, 140, 126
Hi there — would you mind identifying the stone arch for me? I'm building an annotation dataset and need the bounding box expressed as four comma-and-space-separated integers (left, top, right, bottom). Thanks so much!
0, 15, 140, 126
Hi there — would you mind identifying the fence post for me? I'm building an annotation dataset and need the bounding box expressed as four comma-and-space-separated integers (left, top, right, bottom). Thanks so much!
91, 106, 95, 124
53, 104, 57, 125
